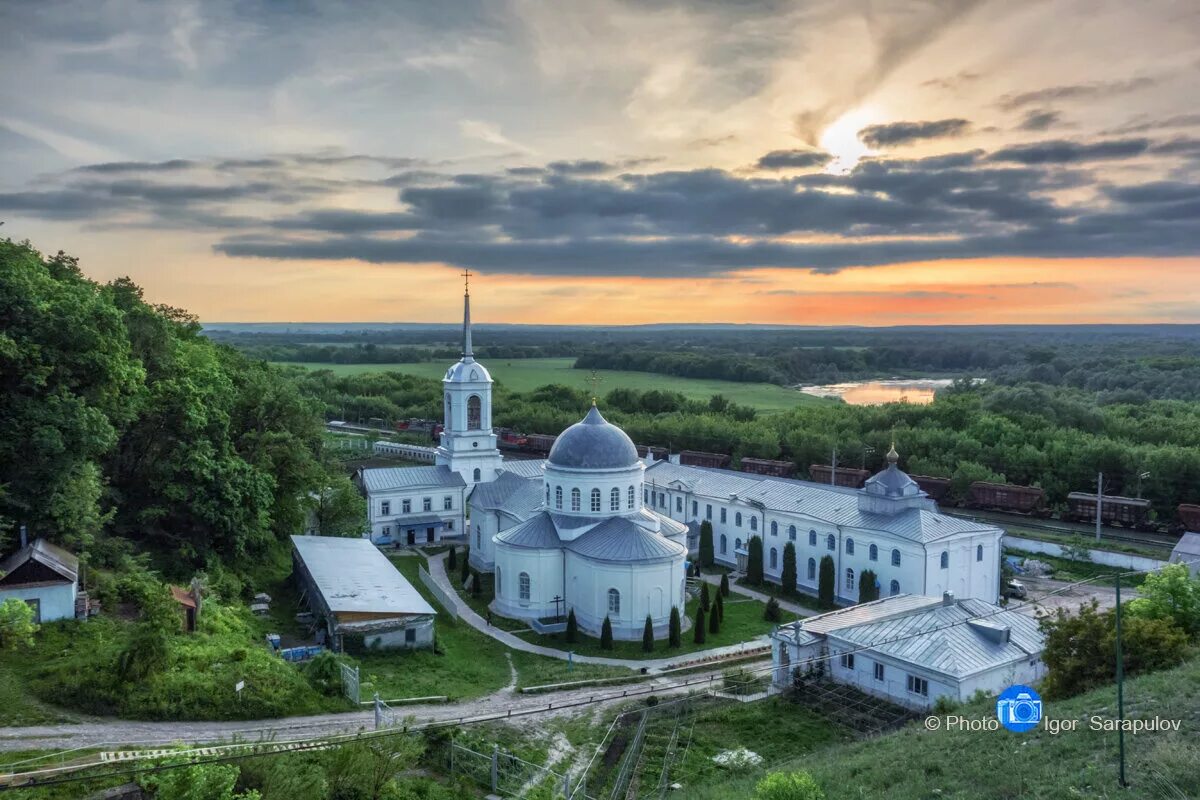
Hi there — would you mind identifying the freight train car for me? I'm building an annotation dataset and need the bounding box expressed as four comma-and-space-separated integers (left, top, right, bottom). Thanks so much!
912, 475, 952, 502
742, 458, 797, 478
966, 482, 1048, 515
808, 464, 870, 488
679, 450, 731, 468
1178, 504, 1200, 533
636, 444, 669, 461
523, 433, 558, 455
1065, 493, 1153, 529
497, 429, 528, 450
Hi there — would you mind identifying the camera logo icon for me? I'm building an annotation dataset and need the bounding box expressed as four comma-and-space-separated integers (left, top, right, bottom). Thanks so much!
995, 684, 1043, 732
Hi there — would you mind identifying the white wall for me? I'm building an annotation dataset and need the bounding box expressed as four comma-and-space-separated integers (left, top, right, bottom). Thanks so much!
0, 582, 76, 623
367, 486, 464, 545
492, 546, 564, 622
1005, 535, 1165, 572
565, 552, 685, 639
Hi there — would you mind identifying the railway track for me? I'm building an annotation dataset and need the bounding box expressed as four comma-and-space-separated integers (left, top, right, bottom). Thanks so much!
943, 509, 1180, 552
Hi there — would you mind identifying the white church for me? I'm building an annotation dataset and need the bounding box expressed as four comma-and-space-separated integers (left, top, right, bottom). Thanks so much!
360, 280, 1005, 640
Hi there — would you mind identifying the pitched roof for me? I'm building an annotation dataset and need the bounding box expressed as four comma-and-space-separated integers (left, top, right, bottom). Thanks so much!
290, 535, 435, 617
498, 459, 547, 479
0, 538, 79, 584
564, 516, 687, 563
495, 513, 562, 549
361, 465, 465, 493
470, 471, 544, 520
788, 594, 943, 636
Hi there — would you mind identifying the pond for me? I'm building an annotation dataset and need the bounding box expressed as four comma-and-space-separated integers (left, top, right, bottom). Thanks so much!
797, 379, 956, 405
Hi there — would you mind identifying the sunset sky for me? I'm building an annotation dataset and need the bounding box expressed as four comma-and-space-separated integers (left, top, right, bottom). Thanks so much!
1, 0, 1198, 325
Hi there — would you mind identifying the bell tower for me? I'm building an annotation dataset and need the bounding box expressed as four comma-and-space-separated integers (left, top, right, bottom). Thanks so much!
435, 271, 503, 487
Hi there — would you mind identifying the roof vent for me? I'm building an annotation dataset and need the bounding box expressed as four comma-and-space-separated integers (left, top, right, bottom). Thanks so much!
942, 591, 955, 607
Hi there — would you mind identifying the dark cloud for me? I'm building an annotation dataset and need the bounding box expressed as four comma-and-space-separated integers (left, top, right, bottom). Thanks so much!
1103, 113, 1200, 135
920, 71, 981, 91
755, 149, 832, 170
1017, 110, 1061, 131
996, 77, 1157, 110
547, 160, 613, 176
858, 119, 970, 148
73, 159, 197, 174
988, 138, 1150, 164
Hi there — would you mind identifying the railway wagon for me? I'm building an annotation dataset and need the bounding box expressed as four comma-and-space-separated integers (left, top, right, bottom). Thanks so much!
1178, 504, 1200, 533
966, 482, 1047, 515
523, 433, 557, 455
678, 450, 731, 468
497, 429, 528, 450
808, 464, 870, 488
1065, 493, 1153, 529
912, 475, 952, 502
636, 444, 669, 461
743, 458, 797, 478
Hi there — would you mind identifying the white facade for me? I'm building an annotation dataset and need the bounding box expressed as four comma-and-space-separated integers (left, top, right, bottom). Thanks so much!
362, 467, 467, 546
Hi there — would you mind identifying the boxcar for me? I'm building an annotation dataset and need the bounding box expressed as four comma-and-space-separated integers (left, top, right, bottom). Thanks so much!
966, 482, 1047, 514
1178, 504, 1200, 533
742, 458, 797, 478
808, 464, 870, 488
635, 444, 669, 461
523, 433, 558, 455
912, 475, 952, 502
679, 450, 731, 468
1066, 493, 1152, 528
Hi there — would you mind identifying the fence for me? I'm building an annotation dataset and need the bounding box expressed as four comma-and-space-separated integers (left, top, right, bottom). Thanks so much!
1004, 535, 1166, 571
448, 741, 573, 798
418, 566, 459, 620
340, 662, 360, 704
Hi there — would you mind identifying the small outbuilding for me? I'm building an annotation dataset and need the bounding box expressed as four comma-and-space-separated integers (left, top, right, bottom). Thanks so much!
0, 537, 80, 623
1170, 532, 1200, 578
290, 535, 436, 651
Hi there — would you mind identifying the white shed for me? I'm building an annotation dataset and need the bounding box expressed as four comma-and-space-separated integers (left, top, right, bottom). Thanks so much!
0, 538, 80, 622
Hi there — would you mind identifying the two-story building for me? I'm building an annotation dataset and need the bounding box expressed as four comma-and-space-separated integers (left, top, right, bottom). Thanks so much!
360, 465, 467, 546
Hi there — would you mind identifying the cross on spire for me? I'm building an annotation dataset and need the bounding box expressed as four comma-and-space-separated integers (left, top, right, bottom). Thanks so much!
461, 269, 472, 296
586, 370, 603, 404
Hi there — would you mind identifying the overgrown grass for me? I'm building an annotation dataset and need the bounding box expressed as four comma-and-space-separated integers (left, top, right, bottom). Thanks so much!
1005, 548, 1149, 589
683, 654, 1200, 800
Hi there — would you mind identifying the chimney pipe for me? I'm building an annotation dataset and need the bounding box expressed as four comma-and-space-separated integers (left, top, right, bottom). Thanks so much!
942, 590, 955, 607
19, 525, 28, 548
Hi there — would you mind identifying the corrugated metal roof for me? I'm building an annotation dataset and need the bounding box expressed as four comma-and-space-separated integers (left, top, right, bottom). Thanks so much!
547, 406, 639, 470
499, 459, 547, 479
361, 465, 466, 492
290, 535, 435, 616
471, 471, 544, 520
0, 538, 79, 584
828, 597, 1044, 678
645, 462, 997, 543
495, 513, 562, 549
565, 516, 687, 562
1171, 532, 1200, 559
796, 594, 943, 635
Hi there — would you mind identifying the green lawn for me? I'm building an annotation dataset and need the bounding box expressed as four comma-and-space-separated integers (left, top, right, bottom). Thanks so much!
274, 357, 825, 412
1004, 548, 1149, 589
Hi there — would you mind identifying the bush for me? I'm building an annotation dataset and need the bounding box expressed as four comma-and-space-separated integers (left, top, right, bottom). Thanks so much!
700, 520, 715, 567
747, 536, 764, 585
701, 582, 711, 611
764, 597, 782, 622
601, 616, 613, 650
668, 606, 681, 648
818, 556, 835, 608
694, 605, 706, 644
447, 546, 457, 571
715, 590, 725, 622
460, 548, 471, 584
0, 598, 38, 649
642, 615, 654, 653
720, 573, 730, 597
303, 651, 344, 697
859, 569, 879, 603
708, 603, 720, 635
755, 770, 825, 800
565, 609, 578, 644
780, 542, 797, 596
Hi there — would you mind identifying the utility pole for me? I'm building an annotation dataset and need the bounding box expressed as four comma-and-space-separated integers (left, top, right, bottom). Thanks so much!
1135, 471, 1150, 499
830, 448, 838, 487
1115, 572, 1127, 788
1095, 471, 1103, 543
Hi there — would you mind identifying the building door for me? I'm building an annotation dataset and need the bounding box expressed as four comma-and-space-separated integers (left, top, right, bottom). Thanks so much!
406, 529, 416, 545
426, 527, 435, 543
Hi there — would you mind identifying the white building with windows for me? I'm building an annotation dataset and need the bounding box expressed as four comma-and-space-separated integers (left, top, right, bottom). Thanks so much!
642, 446, 1004, 604
770, 592, 1045, 710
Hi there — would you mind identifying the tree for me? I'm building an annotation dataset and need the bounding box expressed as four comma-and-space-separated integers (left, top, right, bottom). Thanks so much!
747, 535, 764, 585
601, 616, 613, 650
447, 545, 457, 572
469, 569, 482, 596
754, 770, 825, 800
859, 569, 879, 603
143, 762, 261, 800
818, 555, 835, 608
715, 590, 725, 622
0, 599, 38, 649
668, 606, 681, 648
460, 547, 471, 584
699, 520, 715, 567
642, 615, 655, 652
306, 475, 366, 537
694, 605, 707, 644
708, 602, 720, 635
781, 542, 797, 597
1126, 562, 1200, 637
566, 609, 578, 644
700, 581, 711, 611
720, 573, 730, 597
764, 597, 782, 623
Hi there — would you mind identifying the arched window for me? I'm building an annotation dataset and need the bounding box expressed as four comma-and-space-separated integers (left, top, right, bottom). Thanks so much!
467, 395, 482, 430
940, 551, 949, 569
736, 538, 742, 552
770, 548, 778, 570
846, 538, 855, 555
555, 486, 563, 509
571, 488, 581, 511
750, 516, 758, 531
771, 521, 778, 537
891, 549, 901, 567
735, 512, 743, 527
890, 579, 900, 596
607, 588, 620, 616
445, 393, 452, 422
869, 544, 878, 561
789, 525, 797, 541
476, 527, 481, 547
519, 572, 530, 601
610, 487, 620, 511
809, 530, 817, 547
807, 558, 816, 581
976, 544, 984, 562
628, 485, 635, 509
473, 467, 481, 482
720, 534, 728, 554
846, 568, 855, 592
591, 488, 601, 512
826, 534, 835, 551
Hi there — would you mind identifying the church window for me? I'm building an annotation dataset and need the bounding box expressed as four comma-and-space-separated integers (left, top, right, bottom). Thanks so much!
445, 394, 452, 422
892, 549, 901, 567
807, 558, 816, 581
473, 468, 481, 482
519, 572, 530, 601
940, 551, 949, 569
845, 538, 855, 555
720, 534, 727, 555
692, 501, 698, 516
770, 521, 778, 537
789, 525, 796, 541
628, 486, 635, 509
644, 488, 649, 503
676, 496, 683, 513
976, 544, 984, 562
467, 395, 482, 430
890, 579, 900, 596
381, 501, 390, 516
495, 567, 501, 594
720, 508, 727, 524
555, 486, 563, 509
826, 534, 835, 551
750, 516, 757, 531
735, 538, 742, 551
846, 568, 855, 592
770, 548, 778, 570
402, 499, 411, 514
611, 487, 620, 511
869, 544, 878, 561
475, 526, 481, 548
608, 588, 620, 616
706, 504, 712, 520
591, 488, 601, 512
735, 512, 742, 528
571, 488, 581, 511
808, 530, 816, 546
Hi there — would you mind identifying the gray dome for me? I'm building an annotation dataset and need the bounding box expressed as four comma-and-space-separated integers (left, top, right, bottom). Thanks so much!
548, 405, 639, 470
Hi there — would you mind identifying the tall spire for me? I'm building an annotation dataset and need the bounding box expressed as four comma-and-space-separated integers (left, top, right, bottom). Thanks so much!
461, 269, 473, 358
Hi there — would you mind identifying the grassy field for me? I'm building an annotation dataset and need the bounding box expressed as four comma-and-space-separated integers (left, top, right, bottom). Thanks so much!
275, 357, 824, 412
682, 655, 1200, 800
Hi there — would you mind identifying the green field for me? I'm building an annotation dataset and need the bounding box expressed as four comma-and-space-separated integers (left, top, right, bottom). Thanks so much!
274, 358, 826, 412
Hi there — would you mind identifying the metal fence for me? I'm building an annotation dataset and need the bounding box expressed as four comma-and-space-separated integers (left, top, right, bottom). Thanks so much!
418, 565, 460, 620
448, 741, 574, 798
340, 662, 360, 704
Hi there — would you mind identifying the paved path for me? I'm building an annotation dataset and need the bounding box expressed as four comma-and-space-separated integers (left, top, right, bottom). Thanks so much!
696, 571, 821, 618
424, 551, 770, 673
